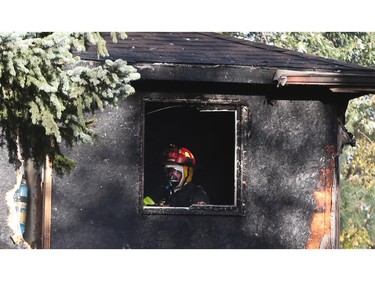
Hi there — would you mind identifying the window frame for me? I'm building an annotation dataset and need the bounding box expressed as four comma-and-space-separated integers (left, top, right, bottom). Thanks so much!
139, 96, 250, 216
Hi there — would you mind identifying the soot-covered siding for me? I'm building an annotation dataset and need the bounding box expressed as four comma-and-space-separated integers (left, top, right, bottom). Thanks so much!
51, 86, 338, 249
0, 149, 17, 249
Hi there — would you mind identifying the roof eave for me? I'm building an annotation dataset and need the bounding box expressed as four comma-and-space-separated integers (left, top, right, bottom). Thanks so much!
274, 69, 375, 95
78, 59, 375, 96
137, 63, 375, 95
135, 63, 276, 84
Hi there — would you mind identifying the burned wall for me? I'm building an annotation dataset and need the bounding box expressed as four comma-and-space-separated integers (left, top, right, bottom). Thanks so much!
51, 87, 338, 249
0, 148, 18, 249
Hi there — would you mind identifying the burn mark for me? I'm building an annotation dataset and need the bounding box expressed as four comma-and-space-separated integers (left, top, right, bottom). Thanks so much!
305, 145, 336, 249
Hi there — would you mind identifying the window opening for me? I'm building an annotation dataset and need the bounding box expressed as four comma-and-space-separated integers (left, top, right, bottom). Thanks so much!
141, 98, 247, 215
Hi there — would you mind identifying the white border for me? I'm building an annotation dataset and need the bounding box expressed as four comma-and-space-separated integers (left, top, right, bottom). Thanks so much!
2, 1, 374, 31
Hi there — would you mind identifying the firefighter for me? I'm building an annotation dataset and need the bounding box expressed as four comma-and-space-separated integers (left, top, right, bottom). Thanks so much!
159, 145, 210, 207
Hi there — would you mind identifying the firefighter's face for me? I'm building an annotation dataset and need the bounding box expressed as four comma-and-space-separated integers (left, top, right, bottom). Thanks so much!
165, 164, 183, 187
166, 167, 182, 181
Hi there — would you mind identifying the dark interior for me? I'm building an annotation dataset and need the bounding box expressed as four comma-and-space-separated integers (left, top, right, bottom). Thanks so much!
143, 101, 235, 205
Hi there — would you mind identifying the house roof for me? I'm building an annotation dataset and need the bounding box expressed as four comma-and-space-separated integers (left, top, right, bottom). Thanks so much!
82, 32, 368, 71
79, 32, 375, 96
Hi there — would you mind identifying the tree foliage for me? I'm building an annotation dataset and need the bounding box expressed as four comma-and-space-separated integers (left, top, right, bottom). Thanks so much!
0, 32, 140, 175
229, 32, 375, 248
230, 32, 375, 67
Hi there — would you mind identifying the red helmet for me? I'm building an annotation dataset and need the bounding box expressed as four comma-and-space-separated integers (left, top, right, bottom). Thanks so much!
163, 146, 196, 166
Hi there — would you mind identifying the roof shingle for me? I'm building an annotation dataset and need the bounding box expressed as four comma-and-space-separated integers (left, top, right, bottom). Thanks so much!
80, 32, 373, 73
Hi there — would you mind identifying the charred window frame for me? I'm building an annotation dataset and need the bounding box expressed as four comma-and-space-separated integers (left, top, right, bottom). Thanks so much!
139, 97, 249, 216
